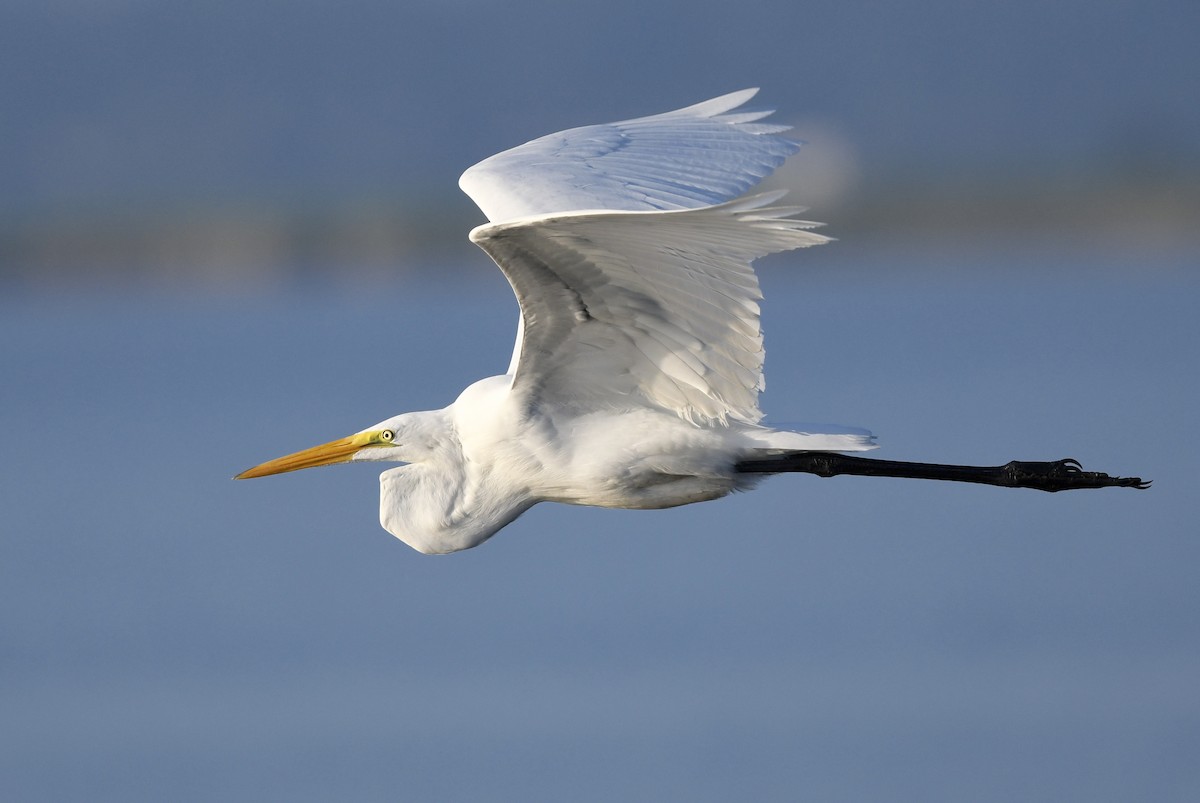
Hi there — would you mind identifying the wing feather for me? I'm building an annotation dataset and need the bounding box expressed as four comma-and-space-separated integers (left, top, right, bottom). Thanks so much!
458, 89, 800, 223
470, 195, 830, 425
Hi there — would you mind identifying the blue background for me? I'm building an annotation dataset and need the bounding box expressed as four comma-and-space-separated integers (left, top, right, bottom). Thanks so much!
2, 2, 1197, 800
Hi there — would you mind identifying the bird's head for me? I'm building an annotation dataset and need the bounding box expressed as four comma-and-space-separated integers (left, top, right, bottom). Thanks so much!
235, 411, 447, 480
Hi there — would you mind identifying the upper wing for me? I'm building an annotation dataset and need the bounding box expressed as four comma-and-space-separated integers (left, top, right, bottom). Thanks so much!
470, 194, 829, 425
458, 88, 799, 224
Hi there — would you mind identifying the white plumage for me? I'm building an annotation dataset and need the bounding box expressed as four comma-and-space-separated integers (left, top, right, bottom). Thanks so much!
471, 193, 828, 425
237, 90, 876, 553
458, 88, 798, 220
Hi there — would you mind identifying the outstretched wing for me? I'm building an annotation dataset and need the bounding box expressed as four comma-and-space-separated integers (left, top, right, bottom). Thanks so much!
470, 194, 829, 425
459, 88, 799, 223
461, 90, 827, 425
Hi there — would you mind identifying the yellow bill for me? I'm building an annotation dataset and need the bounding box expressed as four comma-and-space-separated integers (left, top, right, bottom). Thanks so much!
235, 429, 394, 479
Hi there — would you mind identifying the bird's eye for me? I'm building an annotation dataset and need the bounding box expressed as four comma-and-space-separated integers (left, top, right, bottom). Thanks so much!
379, 430, 395, 443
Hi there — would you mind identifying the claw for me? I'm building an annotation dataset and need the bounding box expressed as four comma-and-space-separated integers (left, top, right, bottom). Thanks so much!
1001, 459, 1150, 492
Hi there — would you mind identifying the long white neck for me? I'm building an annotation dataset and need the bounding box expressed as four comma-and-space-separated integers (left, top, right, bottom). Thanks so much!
374, 385, 536, 554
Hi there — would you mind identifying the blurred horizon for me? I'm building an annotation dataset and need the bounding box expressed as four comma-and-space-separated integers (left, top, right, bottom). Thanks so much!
3, 0, 1198, 289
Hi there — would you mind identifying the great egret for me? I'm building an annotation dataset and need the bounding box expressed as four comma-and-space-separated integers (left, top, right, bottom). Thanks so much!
237, 89, 1147, 554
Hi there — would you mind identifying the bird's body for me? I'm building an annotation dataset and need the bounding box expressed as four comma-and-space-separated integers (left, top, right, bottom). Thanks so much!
237, 89, 1146, 553
372, 383, 746, 555
367, 374, 867, 554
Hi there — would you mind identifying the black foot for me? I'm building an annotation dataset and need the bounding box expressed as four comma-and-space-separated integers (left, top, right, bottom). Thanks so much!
999, 459, 1151, 492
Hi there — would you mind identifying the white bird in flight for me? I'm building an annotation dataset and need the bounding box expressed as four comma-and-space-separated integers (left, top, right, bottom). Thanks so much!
237, 89, 1147, 554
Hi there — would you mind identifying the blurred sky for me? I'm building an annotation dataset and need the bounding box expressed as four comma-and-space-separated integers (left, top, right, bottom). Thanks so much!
2, 3, 1198, 802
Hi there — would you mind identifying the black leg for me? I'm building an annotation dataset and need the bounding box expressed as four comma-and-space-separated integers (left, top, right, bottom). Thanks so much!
735, 452, 1150, 492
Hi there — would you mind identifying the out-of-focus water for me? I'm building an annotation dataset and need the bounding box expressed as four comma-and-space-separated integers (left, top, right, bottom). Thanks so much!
2, 245, 1197, 802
